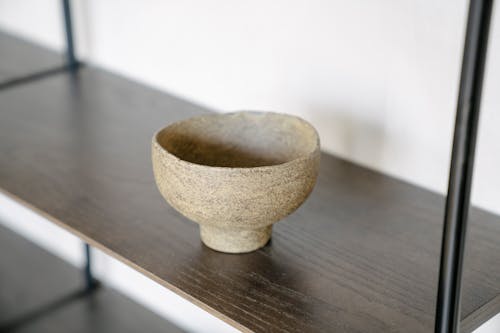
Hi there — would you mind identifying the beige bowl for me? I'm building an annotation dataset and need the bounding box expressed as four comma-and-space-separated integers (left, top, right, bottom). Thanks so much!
152, 111, 320, 253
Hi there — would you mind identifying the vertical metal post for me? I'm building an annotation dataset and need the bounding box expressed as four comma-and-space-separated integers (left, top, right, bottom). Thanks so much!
435, 1, 494, 333
62, 0, 78, 69
84, 243, 97, 291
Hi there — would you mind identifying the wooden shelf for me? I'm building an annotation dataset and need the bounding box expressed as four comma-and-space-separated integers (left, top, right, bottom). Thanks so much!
0, 31, 64, 85
0, 38, 499, 332
0, 224, 184, 333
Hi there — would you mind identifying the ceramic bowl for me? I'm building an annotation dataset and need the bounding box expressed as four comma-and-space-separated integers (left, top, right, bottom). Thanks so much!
152, 111, 320, 253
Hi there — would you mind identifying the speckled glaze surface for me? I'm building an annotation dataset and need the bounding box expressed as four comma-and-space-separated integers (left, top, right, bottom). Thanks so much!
152, 111, 320, 253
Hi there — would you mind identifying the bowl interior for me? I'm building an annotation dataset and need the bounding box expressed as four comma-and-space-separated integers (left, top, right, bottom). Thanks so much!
156, 112, 318, 168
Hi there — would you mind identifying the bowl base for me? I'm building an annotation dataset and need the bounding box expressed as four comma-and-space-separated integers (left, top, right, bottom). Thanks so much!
200, 225, 272, 253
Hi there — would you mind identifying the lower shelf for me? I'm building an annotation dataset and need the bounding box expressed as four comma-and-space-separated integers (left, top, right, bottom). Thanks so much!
0, 224, 184, 333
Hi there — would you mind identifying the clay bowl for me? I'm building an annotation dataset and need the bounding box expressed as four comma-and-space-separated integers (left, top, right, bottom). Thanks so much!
152, 111, 320, 253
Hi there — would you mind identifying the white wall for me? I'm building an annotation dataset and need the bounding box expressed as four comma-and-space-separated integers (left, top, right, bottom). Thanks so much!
0, 1, 499, 332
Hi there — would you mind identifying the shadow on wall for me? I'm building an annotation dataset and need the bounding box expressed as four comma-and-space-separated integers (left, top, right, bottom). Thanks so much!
306, 105, 388, 170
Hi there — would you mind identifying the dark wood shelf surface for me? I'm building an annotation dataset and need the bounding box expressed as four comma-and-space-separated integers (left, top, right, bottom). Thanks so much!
0, 44, 499, 332
0, 31, 64, 85
0, 224, 184, 333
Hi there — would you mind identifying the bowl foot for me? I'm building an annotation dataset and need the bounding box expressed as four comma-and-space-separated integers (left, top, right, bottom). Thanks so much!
200, 225, 272, 253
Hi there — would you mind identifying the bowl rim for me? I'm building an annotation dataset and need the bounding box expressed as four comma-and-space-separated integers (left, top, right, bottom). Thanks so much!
152, 111, 321, 172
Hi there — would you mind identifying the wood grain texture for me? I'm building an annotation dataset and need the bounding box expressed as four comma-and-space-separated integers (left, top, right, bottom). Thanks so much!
0, 31, 64, 85
461, 295, 500, 333
0, 224, 184, 333
0, 66, 499, 332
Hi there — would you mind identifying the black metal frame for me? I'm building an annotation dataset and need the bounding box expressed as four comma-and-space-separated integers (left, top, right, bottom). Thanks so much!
57, 0, 495, 331
83, 243, 98, 290
0, 0, 78, 90
61, 0, 97, 290
435, 0, 494, 332
61, 0, 78, 70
